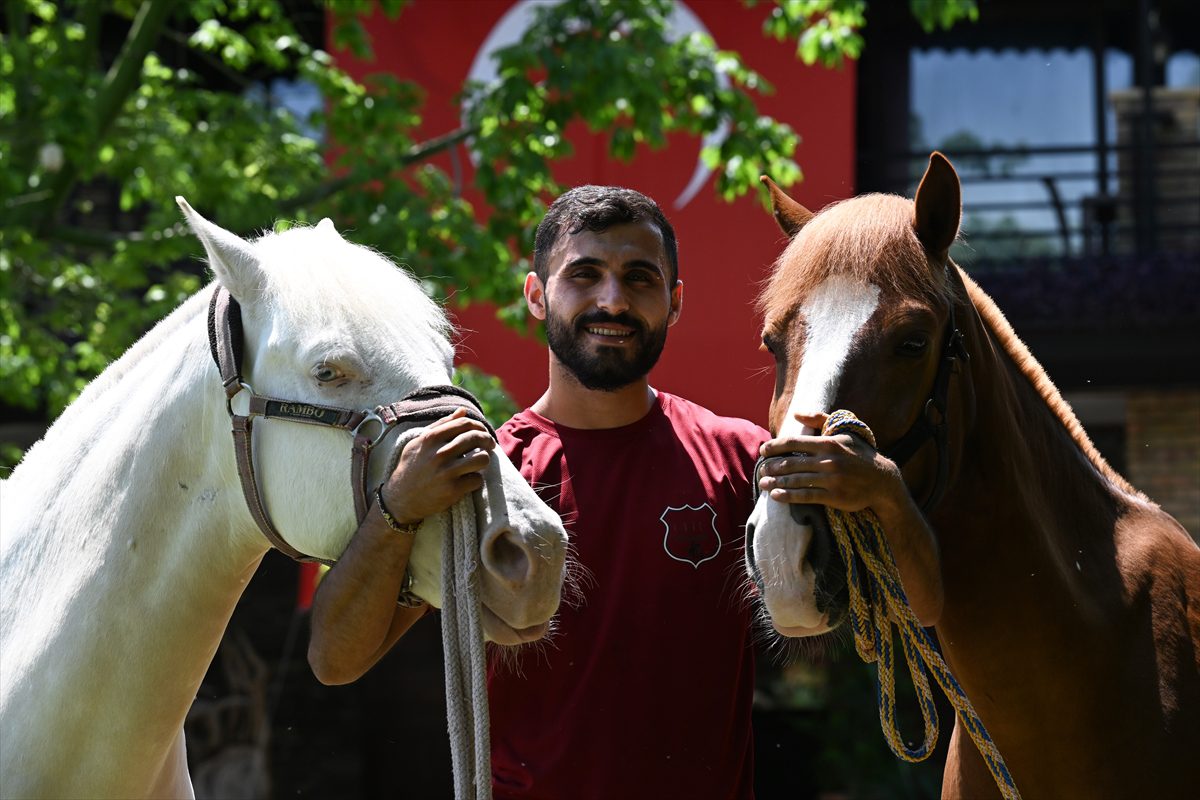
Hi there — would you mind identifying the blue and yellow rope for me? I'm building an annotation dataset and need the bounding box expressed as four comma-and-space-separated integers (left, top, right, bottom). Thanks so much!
821, 409, 1021, 800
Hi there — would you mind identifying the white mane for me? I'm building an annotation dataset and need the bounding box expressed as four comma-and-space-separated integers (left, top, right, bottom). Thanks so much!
253, 224, 451, 343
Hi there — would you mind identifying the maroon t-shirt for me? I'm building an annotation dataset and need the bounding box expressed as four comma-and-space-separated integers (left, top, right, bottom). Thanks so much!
490, 392, 767, 800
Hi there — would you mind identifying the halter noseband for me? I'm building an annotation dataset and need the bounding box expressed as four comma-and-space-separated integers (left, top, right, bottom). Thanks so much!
880, 295, 969, 513
207, 285, 494, 564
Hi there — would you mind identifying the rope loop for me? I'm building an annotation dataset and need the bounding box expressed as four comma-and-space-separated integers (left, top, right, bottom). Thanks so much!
820, 410, 1021, 800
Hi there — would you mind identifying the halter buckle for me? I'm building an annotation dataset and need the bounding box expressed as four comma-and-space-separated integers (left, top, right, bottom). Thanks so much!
949, 327, 969, 362
225, 382, 254, 417
352, 410, 389, 447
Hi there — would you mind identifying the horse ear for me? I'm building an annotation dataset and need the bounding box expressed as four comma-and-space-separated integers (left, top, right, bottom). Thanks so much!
176, 196, 263, 302
316, 217, 337, 235
913, 152, 961, 261
760, 175, 814, 238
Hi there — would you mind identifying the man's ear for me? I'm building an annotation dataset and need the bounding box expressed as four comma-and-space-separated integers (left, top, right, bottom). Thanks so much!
524, 272, 547, 320
667, 280, 683, 328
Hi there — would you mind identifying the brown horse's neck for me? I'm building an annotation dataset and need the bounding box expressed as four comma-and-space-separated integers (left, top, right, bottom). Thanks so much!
951, 272, 1135, 500
923, 271, 1200, 799
934, 273, 1146, 616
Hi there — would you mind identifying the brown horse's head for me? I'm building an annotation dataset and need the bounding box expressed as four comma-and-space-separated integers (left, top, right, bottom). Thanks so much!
746, 153, 969, 636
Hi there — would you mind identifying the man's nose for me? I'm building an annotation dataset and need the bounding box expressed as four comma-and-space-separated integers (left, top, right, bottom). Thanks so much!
595, 274, 630, 314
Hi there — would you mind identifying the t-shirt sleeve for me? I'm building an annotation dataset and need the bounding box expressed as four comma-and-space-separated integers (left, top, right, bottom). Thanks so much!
721, 418, 770, 477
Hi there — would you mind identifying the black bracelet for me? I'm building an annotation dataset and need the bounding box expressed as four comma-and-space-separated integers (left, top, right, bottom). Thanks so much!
375, 486, 421, 536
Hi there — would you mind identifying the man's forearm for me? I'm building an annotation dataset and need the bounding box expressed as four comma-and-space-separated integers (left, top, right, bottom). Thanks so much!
874, 490, 944, 627
307, 514, 423, 684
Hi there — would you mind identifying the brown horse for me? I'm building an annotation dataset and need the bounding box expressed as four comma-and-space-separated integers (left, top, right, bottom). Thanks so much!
745, 152, 1200, 798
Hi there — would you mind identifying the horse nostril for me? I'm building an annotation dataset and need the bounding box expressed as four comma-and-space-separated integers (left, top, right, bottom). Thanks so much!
481, 527, 534, 587
789, 503, 848, 616
745, 520, 766, 592
789, 502, 823, 528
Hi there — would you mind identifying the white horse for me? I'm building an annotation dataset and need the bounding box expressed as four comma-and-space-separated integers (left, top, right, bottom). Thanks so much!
0, 201, 568, 799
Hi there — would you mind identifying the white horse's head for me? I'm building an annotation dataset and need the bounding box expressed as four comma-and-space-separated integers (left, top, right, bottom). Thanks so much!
178, 199, 567, 642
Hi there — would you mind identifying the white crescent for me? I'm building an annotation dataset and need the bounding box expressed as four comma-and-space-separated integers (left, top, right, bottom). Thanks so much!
464, 0, 730, 209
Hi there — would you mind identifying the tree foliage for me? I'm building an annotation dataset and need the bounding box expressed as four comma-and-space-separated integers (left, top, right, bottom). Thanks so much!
0, 0, 976, 456
753, 0, 977, 65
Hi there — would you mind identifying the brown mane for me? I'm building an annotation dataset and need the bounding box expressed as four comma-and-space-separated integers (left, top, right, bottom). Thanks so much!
957, 267, 1142, 498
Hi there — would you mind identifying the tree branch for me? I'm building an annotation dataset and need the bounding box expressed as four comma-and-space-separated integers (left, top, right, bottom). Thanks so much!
407, 124, 478, 163
43, 125, 479, 247
35, 0, 177, 235
277, 124, 478, 214
47, 223, 189, 248
80, 0, 102, 71
160, 27, 254, 90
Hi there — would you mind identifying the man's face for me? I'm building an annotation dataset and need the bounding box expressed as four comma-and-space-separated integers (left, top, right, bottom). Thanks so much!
530, 220, 682, 392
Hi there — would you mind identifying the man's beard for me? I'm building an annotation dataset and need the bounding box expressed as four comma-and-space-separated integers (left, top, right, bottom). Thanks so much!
545, 306, 668, 392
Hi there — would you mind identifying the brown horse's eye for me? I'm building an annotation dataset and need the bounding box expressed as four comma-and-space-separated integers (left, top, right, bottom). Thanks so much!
761, 336, 777, 356
896, 336, 929, 358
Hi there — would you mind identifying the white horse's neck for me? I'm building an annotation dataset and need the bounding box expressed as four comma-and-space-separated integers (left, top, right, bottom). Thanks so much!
0, 286, 268, 797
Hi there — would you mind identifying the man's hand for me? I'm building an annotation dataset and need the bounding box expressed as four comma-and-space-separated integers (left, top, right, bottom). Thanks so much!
308, 407, 496, 685
757, 412, 907, 517
381, 407, 496, 523
756, 411, 943, 626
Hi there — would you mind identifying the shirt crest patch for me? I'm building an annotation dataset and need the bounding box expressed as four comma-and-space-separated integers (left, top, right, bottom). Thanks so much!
660, 503, 721, 568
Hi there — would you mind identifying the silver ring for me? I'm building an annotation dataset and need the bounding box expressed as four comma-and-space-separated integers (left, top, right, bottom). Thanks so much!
352, 411, 388, 447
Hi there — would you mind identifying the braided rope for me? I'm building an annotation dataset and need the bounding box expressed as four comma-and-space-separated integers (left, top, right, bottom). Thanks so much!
441, 493, 492, 800
386, 427, 490, 799
820, 409, 1021, 800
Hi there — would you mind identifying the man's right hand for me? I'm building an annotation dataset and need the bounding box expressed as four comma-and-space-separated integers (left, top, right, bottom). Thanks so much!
308, 407, 495, 685
380, 407, 495, 524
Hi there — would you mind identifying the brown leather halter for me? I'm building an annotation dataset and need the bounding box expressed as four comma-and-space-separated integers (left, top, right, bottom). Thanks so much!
207, 285, 494, 565
880, 295, 969, 512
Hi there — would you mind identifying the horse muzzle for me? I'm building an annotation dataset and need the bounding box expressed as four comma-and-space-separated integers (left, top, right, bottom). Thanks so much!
746, 495, 848, 636
786, 502, 848, 627
405, 450, 568, 645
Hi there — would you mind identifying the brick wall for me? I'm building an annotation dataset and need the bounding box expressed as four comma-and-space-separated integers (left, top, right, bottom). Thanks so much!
1126, 389, 1200, 540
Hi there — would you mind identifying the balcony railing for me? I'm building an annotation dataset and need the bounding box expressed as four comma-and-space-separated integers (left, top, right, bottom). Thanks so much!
867, 139, 1200, 266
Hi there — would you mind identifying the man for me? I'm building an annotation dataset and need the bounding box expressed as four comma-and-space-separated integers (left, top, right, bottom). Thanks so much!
308, 186, 942, 799
486, 186, 766, 798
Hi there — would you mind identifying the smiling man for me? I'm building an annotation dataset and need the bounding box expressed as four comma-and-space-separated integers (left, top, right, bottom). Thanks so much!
486, 186, 769, 800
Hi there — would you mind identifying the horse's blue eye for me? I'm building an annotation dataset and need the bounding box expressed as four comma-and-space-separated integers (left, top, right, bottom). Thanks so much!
314, 365, 339, 382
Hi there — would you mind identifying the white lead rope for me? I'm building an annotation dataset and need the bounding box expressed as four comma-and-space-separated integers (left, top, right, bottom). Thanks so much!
391, 425, 490, 798
441, 491, 491, 799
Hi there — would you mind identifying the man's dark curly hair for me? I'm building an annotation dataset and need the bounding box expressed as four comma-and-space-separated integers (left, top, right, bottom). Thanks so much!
532, 185, 679, 285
